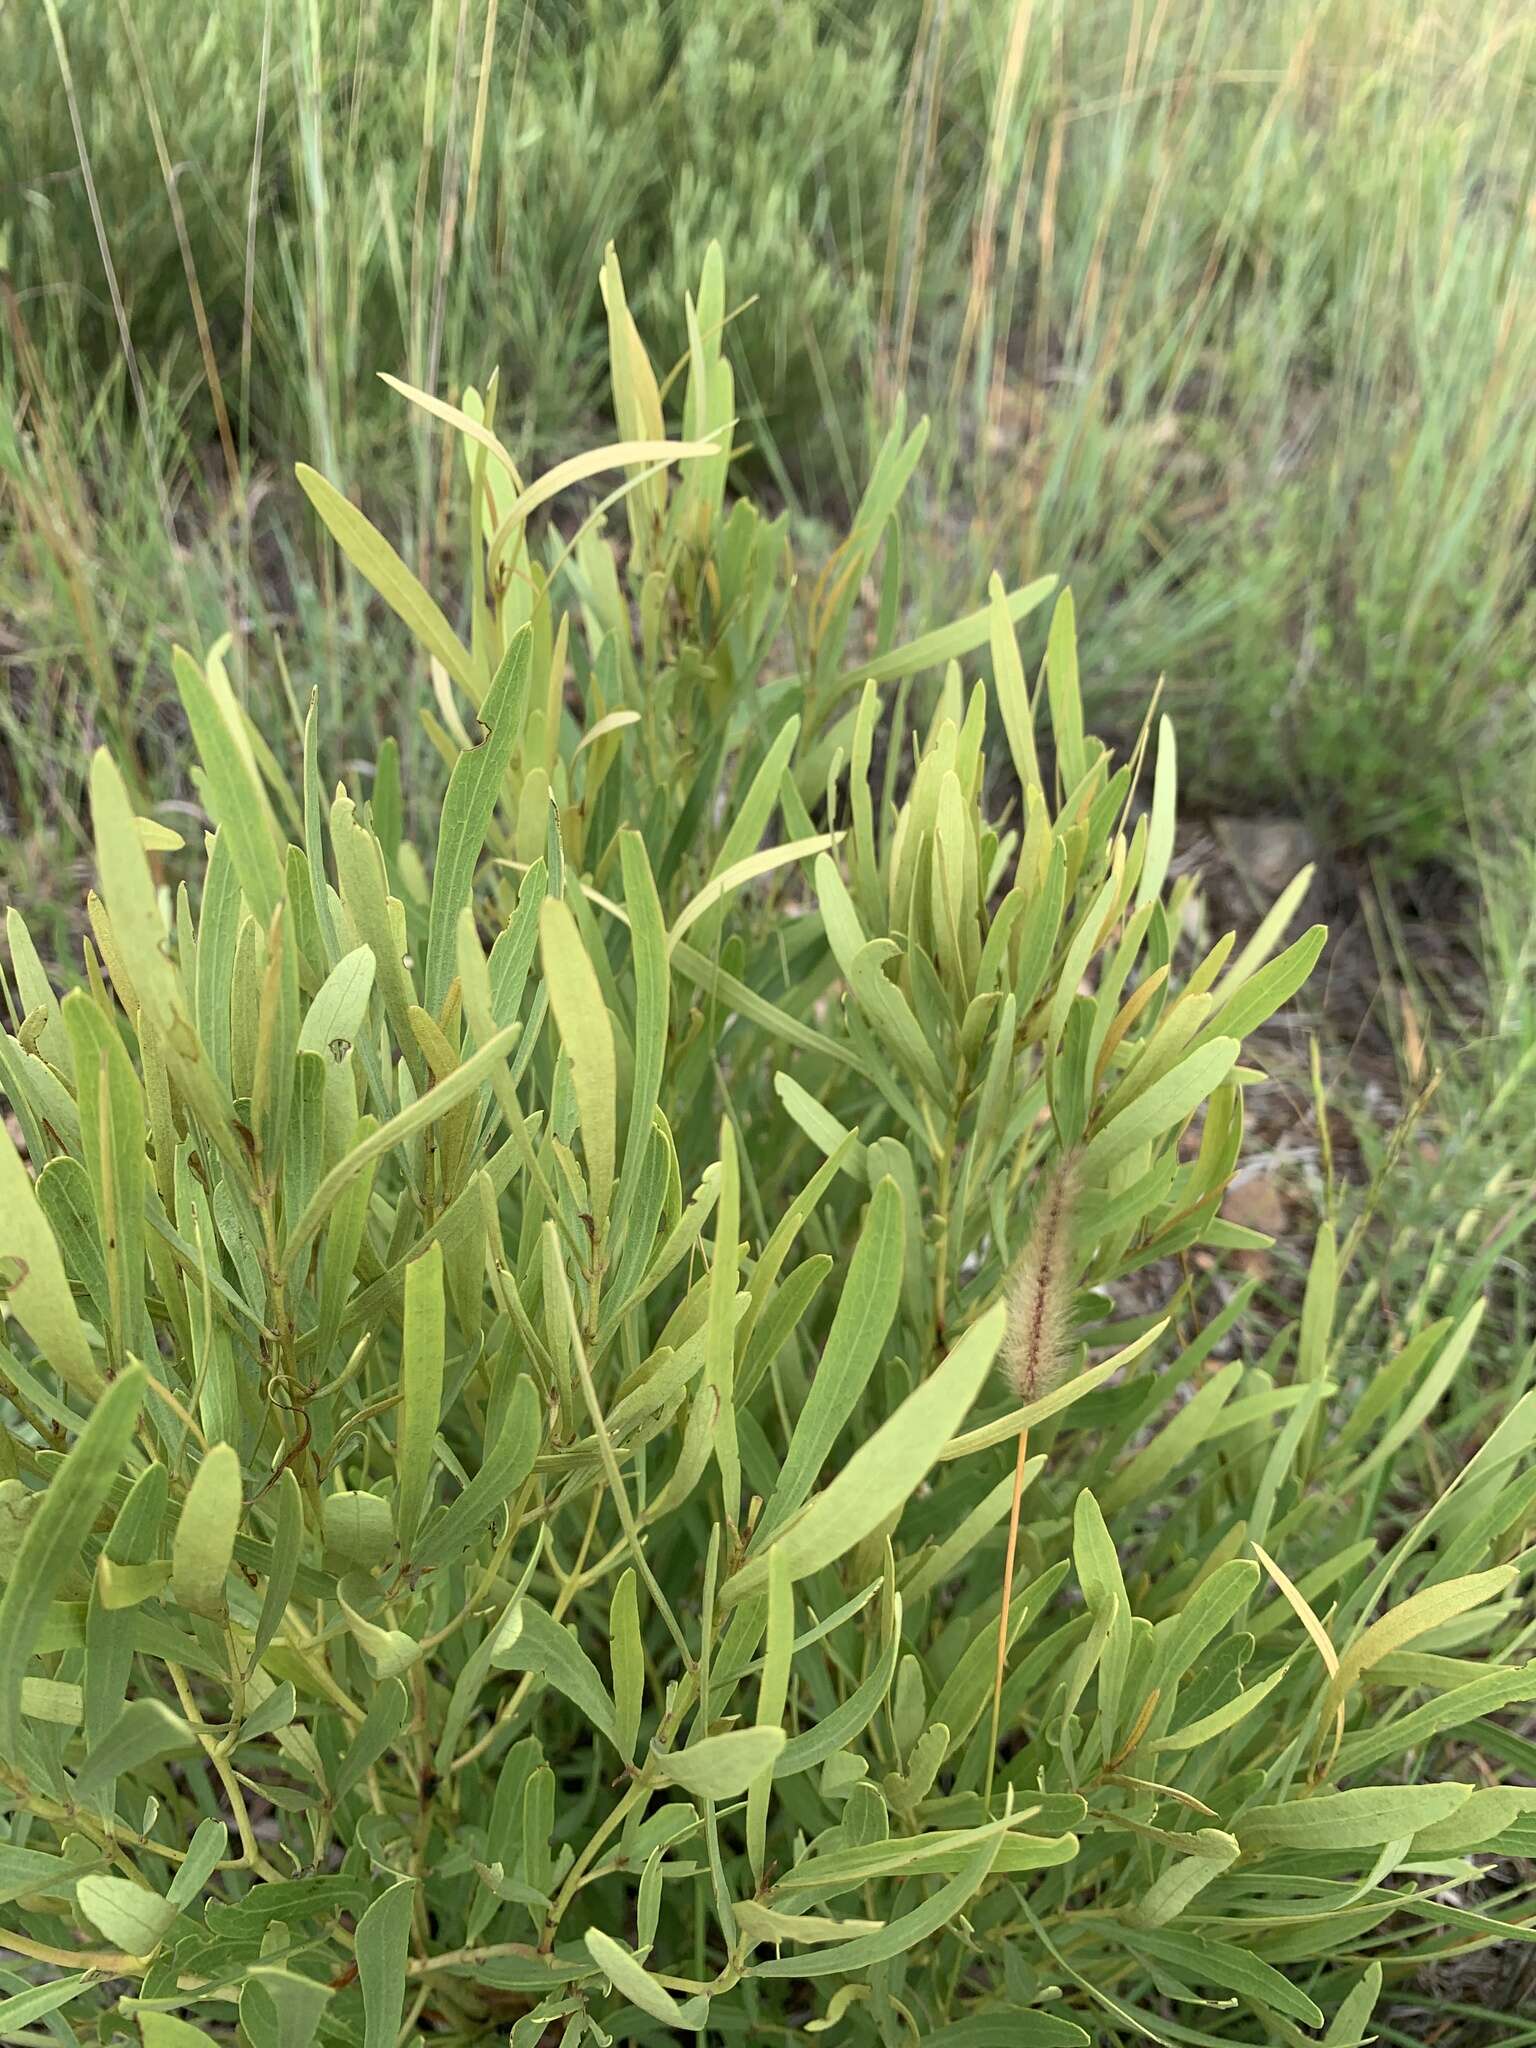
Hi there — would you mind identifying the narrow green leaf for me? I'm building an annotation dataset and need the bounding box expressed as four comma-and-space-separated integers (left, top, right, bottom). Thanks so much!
753, 1829, 1004, 1978
172, 1442, 242, 1620
1239, 1783, 1473, 1851
416, 1373, 539, 1569
335, 1678, 410, 1805
706, 1116, 741, 1521
758, 1177, 903, 1542
1135, 716, 1177, 912
1082, 1038, 1240, 1179
62, 990, 147, 1370
74, 1699, 198, 1800
396, 1242, 446, 1557
748, 1549, 793, 1883
1043, 588, 1085, 794
424, 628, 533, 1012
540, 898, 616, 1232
490, 1599, 618, 1745
357, 1877, 417, 2048
670, 836, 836, 954
0, 1365, 143, 1758
1115, 1923, 1322, 2028
284, 1022, 519, 1264
1327, 1567, 1517, 1720
610, 1569, 643, 1765
140, 2013, 219, 2047
585, 1927, 709, 2030
655, 1726, 787, 1799
171, 642, 284, 923
1207, 924, 1326, 1044
297, 464, 476, 696
724, 1305, 1003, 1605
88, 751, 240, 1164
0, 1115, 102, 1398
253, 1468, 303, 1666
988, 573, 1040, 794
614, 830, 669, 1240
75, 1872, 176, 1955
166, 1818, 228, 1911
0, 1974, 96, 2031
822, 576, 1056, 701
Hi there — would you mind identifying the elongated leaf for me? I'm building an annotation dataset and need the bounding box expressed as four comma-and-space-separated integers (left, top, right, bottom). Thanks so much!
655, 1726, 787, 1799
614, 830, 669, 1238
1207, 924, 1326, 1043
670, 836, 837, 953
988, 573, 1040, 794
172, 1442, 242, 1620
76, 1872, 176, 1955
172, 643, 284, 922
508, 436, 718, 526
1239, 1783, 1472, 1851
821, 576, 1056, 701
0, 1973, 96, 2031
74, 1699, 197, 1799
253, 1467, 303, 1666
490, 1599, 618, 1744
0, 1366, 143, 1759
139, 2010, 219, 2046
1114, 1923, 1322, 2028
335, 1678, 410, 1805
88, 752, 238, 1161
585, 1928, 709, 2030
1043, 588, 1085, 794
62, 990, 147, 1369
757, 1177, 903, 1542
540, 898, 616, 1232
610, 1568, 643, 1766
1135, 717, 1176, 911
166, 1818, 228, 1911
396, 1242, 446, 1557
1326, 1567, 1517, 1720
416, 1373, 540, 1569
0, 1116, 102, 1398
0, 1842, 75, 1906
748, 1549, 792, 1883
1083, 1039, 1240, 1179
284, 1022, 519, 1263
297, 465, 476, 695
753, 1831, 1004, 1978
357, 1878, 416, 2048
916, 2020, 1089, 2047
424, 628, 532, 1012
723, 1305, 1003, 1605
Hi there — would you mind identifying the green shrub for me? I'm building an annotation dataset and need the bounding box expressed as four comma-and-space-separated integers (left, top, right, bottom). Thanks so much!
1, 250, 1532, 2045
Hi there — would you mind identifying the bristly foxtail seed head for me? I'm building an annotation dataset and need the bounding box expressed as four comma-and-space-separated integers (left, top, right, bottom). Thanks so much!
1003, 1155, 1079, 1406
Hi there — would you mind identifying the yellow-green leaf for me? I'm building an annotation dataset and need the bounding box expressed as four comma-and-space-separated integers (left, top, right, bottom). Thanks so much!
539, 898, 616, 1232
396, 1242, 446, 1557
723, 1304, 1003, 1606
655, 1726, 787, 1800
297, 465, 476, 698
172, 1443, 242, 1620
75, 1873, 176, 1956
0, 1116, 102, 1398
0, 1366, 143, 1759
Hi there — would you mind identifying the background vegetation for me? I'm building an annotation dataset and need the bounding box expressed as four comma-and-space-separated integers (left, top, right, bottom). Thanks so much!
3, 0, 1534, 879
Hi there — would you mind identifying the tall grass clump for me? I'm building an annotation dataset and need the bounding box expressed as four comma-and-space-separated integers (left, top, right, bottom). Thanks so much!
931, 0, 1536, 860
6, 0, 1533, 870
2, 252, 1534, 2042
